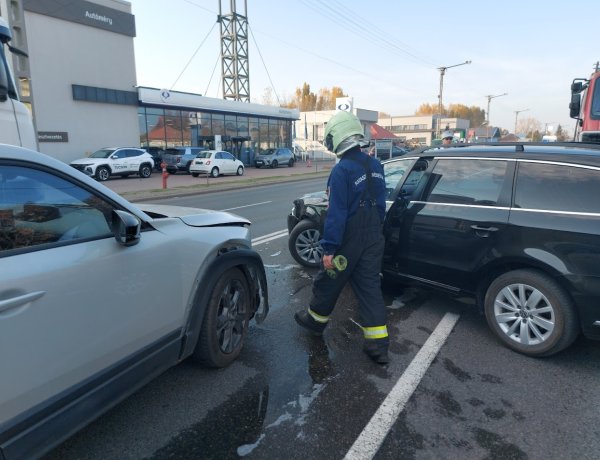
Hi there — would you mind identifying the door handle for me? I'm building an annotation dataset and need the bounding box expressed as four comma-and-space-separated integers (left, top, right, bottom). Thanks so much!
0, 291, 45, 315
470, 225, 498, 237
470, 225, 498, 232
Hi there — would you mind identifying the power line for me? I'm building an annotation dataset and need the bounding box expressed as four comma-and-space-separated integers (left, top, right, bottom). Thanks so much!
204, 51, 221, 97
169, 22, 217, 90
248, 24, 280, 105
300, 0, 436, 68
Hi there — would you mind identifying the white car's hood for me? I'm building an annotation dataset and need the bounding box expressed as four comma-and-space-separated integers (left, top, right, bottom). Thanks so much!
137, 203, 250, 227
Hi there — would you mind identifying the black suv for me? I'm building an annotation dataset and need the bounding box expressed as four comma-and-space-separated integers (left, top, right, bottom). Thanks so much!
384, 142, 600, 356
288, 143, 600, 357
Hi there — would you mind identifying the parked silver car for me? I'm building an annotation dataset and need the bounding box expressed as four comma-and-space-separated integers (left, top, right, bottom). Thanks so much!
254, 147, 295, 168
0, 144, 269, 459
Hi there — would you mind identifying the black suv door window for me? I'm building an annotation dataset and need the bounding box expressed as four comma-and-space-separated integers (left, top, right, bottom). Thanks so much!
515, 162, 600, 213
425, 159, 509, 206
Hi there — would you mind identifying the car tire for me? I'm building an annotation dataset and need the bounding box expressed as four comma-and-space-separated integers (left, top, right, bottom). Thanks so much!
255, 165, 261, 169
288, 159, 295, 167
236, 166, 244, 176
271, 160, 278, 169
193, 268, 250, 367
288, 219, 323, 268
191, 172, 200, 177
484, 269, 579, 357
96, 166, 110, 181
139, 164, 152, 178
210, 167, 219, 178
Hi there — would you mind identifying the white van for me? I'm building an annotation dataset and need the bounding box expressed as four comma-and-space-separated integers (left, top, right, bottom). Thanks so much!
0, 17, 36, 149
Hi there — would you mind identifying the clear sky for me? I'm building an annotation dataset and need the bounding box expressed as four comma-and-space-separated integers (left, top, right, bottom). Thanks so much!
128, 0, 598, 135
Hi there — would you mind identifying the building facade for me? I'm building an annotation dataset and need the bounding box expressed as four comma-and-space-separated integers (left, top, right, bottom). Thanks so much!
378, 115, 470, 145
1, 0, 298, 163
138, 88, 298, 159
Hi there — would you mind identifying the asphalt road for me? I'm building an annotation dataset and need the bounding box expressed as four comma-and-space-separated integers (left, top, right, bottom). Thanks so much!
45, 178, 600, 460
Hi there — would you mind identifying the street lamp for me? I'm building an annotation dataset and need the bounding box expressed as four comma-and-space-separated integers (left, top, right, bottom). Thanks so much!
514, 108, 529, 135
437, 60, 472, 139
484, 93, 507, 142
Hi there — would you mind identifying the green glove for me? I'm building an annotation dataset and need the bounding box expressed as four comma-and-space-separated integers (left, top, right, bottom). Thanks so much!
326, 255, 348, 279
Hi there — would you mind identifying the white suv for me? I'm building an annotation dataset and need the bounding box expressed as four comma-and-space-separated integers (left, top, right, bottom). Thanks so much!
70, 147, 154, 181
0, 144, 268, 458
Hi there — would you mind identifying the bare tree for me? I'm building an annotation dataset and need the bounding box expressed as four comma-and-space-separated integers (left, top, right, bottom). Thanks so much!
517, 117, 543, 139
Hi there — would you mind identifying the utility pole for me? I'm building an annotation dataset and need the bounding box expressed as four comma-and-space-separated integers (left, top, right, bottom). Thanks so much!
485, 92, 507, 140
514, 108, 529, 134
437, 60, 471, 140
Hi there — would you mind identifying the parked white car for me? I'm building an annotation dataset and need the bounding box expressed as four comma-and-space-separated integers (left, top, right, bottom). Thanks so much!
0, 144, 268, 459
70, 147, 155, 181
189, 150, 245, 178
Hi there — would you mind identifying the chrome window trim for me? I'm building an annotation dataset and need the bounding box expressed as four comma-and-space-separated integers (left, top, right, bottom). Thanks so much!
411, 201, 510, 211
411, 201, 600, 217
516, 158, 600, 171
510, 208, 600, 217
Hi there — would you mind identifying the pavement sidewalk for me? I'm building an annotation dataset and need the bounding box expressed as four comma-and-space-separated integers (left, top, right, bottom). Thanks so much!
103, 159, 335, 202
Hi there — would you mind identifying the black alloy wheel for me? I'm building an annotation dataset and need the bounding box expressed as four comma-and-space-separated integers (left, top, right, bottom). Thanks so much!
193, 268, 251, 367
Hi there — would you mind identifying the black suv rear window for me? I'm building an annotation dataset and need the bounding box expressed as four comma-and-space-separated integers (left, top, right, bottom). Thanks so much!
515, 162, 600, 214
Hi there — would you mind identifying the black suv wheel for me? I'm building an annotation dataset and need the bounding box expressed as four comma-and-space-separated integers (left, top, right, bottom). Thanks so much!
484, 269, 579, 357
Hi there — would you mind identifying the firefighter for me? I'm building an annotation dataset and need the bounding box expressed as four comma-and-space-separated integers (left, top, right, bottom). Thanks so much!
294, 111, 390, 364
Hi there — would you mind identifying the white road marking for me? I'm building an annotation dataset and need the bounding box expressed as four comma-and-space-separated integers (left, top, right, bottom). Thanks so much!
344, 312, 460, 460
252, 229, 288, 246
220, 200, 272, 211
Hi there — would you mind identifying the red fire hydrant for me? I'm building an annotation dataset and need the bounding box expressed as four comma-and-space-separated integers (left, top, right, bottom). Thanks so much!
161, 162, 169, 189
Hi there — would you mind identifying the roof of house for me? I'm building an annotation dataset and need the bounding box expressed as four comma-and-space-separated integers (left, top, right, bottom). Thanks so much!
370, 123, 397, 140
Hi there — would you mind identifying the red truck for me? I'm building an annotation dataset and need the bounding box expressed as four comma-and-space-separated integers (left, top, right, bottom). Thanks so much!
569, 65, 600, 142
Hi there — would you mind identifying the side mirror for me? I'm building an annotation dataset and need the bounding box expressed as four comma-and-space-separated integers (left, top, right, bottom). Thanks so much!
571, 81, 584, 94
569, 94, 581, 119
112, 210, 141, 246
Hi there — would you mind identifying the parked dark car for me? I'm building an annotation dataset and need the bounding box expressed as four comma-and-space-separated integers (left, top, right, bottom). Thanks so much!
144, 146, 166, 171
163, 146, 208, 174
377, 145, 409, 160
287, 142, 600, 357
254, 147, 295, 168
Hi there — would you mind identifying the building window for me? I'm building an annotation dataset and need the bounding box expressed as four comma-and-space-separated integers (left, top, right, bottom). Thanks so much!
72, 85, 138, 106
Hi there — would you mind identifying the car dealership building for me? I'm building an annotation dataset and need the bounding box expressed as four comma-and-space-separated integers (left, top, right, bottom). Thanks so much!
1, 0, 299, 163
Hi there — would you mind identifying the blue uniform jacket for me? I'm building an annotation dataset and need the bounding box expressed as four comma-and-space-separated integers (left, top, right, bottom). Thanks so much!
320, 148, 386, 255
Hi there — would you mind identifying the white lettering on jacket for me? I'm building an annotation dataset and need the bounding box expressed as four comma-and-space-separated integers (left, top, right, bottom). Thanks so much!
354, 172, 383, 186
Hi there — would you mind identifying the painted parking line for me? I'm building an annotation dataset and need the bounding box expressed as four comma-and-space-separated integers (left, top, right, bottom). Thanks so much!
252, 229, 288, 246
344, 312, 461, 460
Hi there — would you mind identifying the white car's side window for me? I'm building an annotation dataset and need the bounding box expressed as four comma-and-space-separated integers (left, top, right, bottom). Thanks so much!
0, 165, 113, 252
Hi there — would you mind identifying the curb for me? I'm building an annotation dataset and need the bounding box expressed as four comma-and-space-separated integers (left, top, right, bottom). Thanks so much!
124, 169, 331, 202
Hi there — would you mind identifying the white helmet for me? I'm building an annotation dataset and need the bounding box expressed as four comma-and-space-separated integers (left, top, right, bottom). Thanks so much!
442, 130, 454, 139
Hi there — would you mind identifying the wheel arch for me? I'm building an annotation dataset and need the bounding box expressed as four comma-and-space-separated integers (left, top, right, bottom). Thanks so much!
474, 258, 577, 314
179, 248, 268, 360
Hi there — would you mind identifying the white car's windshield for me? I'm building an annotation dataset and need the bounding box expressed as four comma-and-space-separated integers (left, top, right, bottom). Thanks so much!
89, 149, 115, 159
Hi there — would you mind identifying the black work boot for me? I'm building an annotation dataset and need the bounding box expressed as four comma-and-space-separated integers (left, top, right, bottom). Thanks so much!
363, 340, 390, 365
294, 310, 327, 336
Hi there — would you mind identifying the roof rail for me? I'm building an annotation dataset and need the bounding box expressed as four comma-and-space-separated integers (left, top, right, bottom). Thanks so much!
419, 141, 600, 152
